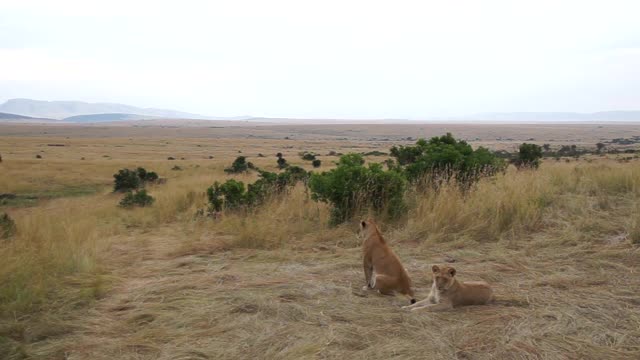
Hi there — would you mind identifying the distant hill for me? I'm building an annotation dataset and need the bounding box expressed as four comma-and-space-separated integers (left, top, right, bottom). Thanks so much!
0, 111, 57, 122
63, 113, 157, 123
0, 112, 35, 120
0, 99, 213, 120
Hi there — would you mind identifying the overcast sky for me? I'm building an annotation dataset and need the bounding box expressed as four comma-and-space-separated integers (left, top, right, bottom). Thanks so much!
0, 0, 638, 118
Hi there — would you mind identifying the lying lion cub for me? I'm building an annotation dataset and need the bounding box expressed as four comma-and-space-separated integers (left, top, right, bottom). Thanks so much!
403, 265, 493, 312
360, 218, 416, 304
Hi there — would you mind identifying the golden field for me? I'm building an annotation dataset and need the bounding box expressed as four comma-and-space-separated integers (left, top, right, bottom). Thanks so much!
1, 122, 640, 359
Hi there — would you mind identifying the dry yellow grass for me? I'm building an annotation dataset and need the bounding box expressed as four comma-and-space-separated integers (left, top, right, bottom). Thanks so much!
1, 125, 640, 359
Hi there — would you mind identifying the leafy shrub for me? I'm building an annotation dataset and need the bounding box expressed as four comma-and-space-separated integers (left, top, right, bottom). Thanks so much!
309, 154, 407, 224
389, 133, 504, 184
1, 212, 17, 239
167, 157, 175, 160
301, 152, 316, 161
136, 167, 159, 182
363, 150, 388, 156
225, 156, 249, 173
113, 167, 159, 192
35, 154, 42, 159
312, 159, 322, 168
513, 143, 543, 169
119, 190, 155, 208
207, 179, 246, 212
276, 153, 288, 169
207, 167, 309, 212
113, 169, 141, 192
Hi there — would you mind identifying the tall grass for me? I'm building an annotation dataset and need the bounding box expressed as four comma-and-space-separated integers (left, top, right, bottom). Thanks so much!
1, 160, 639, 319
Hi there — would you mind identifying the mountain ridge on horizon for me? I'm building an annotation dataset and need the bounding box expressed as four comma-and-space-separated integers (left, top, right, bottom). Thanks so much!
1, 98, 639, 123
0, 98, 252, 121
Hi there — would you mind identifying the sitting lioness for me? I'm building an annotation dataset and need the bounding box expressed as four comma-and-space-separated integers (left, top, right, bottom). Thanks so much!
403, 264, 493, 311
360, 218, 416, 304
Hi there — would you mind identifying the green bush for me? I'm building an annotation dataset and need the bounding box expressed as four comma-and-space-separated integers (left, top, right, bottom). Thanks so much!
207, 167, 309, 212
301, 152, 316, 161
312, 159, 322, 168
1, 212, 17, 239
224, 156, 249, 173
309, 154, 407, 224
119, 190, 155, 208
113, 168, 141, 192
113, 167, 159, 192
514, 143, 543, 169
389, 133, 504, 183
276, 153, 288, 169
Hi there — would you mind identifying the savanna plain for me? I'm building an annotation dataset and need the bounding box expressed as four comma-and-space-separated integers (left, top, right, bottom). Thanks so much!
1, 122, 640, 360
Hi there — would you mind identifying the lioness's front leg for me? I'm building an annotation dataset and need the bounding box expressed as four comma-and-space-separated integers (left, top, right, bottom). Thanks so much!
411, 301, 453, 312
363, 256, 373, 290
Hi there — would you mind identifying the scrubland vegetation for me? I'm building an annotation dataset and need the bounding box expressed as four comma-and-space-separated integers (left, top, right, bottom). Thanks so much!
1, 128, 639, 359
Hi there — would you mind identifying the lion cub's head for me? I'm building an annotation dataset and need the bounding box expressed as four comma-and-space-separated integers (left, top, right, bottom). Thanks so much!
432, 265, 457, 291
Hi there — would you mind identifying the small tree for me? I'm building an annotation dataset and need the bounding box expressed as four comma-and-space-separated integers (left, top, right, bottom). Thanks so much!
542, 144, 551, 152
312, 159, 322, 168
596, 142, 606, 153
224, 156, 249, 173
514, 143, 543, 169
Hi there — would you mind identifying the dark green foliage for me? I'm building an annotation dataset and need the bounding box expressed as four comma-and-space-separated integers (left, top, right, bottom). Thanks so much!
206, 167, 310, 212
596, 142, 606, 153
312, 159, 322, 168
514, 143, 543, 169
207, 179, 246, 212
225, 156, 249, 173
119, 190, 155, 208
113, 168, 140, 192
136, 167, 158, 182
301, 152, 316, 161
309, 154, 407, 224
167, 157, 175, 160
1, 212, 17, 239
389, 133, 505, 183
277, 155, 288, 169
363, 150, 388, 156
113, 167, 159, 192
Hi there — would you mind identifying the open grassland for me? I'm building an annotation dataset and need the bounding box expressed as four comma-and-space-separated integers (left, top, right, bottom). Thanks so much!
1, 123, 640, 359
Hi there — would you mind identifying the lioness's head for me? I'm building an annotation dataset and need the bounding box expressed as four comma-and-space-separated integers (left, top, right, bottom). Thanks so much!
359, 218, 377, 236
432, 265, 456, 291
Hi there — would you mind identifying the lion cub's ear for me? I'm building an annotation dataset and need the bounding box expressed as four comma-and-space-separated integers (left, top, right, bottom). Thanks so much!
432, 265, 440, 273
448, 267, 456, 277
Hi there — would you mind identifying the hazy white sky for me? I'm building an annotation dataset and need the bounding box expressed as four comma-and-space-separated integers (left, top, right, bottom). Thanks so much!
0, 0, 639, 118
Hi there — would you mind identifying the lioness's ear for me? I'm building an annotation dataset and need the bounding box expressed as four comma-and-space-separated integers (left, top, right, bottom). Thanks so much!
432, 265, 440, 273
448, 267, 456, 277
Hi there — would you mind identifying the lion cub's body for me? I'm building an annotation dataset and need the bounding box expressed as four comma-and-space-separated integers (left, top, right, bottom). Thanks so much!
361, 219, 415, 304
404, 265, 493, 312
